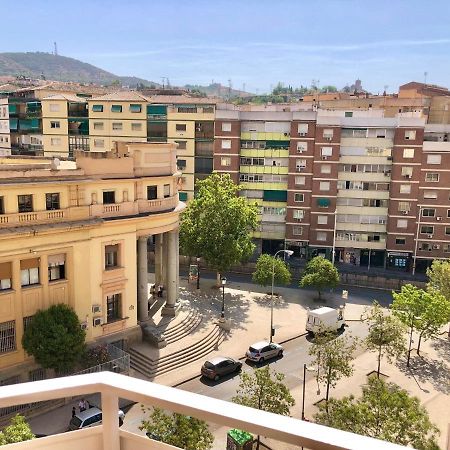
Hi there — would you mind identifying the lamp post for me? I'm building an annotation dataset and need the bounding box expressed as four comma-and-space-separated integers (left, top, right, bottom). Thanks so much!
301, 364, 319, 422
196, 257, 200, 290
270, 249, 293, 343
220, 277, 226, 321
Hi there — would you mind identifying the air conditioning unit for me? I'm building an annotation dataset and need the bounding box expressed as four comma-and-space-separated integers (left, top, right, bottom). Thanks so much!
299, 132, 307, 137
427, 234, 433, 238
433, 244, 440, 250
402, 210, 408, 215
437, 216, 443, 221
384, 172, 390, 176
80, 322, 88, 331
92, 305, 102, 314
324, 137, 332, 141
93, 317, 103, 327
322, 156, 328, 160
404, 174, 412, 179
387, 156, 393, 161
284, 132, 290, 137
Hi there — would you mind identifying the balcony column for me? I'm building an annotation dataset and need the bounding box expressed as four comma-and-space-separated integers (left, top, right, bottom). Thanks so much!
154, 234, 163, 287
137, 236, 149, 322
161, 229, 179, 316
162, 232, 169, 288
101, 391, 120, 450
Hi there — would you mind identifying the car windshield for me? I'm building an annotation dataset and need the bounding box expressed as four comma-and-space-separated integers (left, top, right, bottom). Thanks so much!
249, 347, 258, 353
69, 417, 82, 428
204, 361, 215, 369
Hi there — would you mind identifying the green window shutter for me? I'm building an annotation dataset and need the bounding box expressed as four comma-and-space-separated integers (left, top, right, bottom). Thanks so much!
317, 198, 330, 207
345, 111, 353, 117
129, 104, 142, 113
111, 105, 122, 113
147, 105, 167, 115
8, 104, 17, 115
263, 190, 287, 201
179, 192, 188, 201
20, 119, 31, 131
30, 118, 40, 130
266, 140, 290, 149
92, 105, 103, 112
9, 118, 18, 130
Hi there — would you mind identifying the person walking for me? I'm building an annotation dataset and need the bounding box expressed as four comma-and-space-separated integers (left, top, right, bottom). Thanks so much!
78, 398, 87, 412
72, 407, 76, 418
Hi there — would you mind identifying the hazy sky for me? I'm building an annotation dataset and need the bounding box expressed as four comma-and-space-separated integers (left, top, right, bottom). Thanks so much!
3, 0, 450, 93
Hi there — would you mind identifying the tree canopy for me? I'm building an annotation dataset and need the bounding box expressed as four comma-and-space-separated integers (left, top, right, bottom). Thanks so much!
315, 378, 440, 450
299, 256, 339, 300
362, 302, 406, 377
22, 304, 86, 373
252, 254, 292, 288
0, 415, 35, 445
139, 408, 213, 450
427, 259, 450, 300
180, 173, 258, 276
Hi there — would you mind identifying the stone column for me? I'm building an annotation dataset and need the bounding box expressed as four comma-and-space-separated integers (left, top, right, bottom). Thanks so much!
137, 236, 149, 322
154, 234, 163, 286
161, 229, 179, 316
162, 233, 169, 289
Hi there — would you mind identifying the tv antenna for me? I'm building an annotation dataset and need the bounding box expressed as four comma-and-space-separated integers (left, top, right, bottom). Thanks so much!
53, 42, 58, 56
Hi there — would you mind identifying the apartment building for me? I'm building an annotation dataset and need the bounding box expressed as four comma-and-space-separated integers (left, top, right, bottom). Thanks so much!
215, 106, 450, 273
0, 142, 182, 382
0, 98, 11, 155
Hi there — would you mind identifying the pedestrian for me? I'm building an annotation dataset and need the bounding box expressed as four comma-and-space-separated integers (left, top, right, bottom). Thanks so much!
72, 406, 76, 418
157, 285, 163, 298
79, 398, 86, 412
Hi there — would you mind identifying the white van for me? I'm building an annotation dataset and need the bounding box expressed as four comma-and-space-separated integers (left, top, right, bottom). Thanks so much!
306, 306, 345, 335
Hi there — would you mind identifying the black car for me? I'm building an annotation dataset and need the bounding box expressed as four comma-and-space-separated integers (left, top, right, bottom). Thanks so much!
201, 356, 242, 381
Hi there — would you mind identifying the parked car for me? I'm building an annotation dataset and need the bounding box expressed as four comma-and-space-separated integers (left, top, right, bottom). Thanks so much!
246, 341, 284, 363
68, 407, 125, 431
201, 356, 242, 381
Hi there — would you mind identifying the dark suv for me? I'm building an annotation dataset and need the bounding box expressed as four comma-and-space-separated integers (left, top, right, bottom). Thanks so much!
201, 356, 242, 381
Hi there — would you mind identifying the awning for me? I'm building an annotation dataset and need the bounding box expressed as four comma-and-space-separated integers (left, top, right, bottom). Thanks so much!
147, 105, 167, 115
9, 118, 18, 130
20, 258, 40, 270
0, 262, 12, 279
263, 190, 287, 202
48, 254, 66, 266
317, 198, 330, 207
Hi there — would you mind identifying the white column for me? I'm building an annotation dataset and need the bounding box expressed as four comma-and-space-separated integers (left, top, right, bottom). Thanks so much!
162, 233, 169, 288
137, 236, 148, 321
162, 229, 178, 316
154, 234, 163, 286
101, 391, 120, 450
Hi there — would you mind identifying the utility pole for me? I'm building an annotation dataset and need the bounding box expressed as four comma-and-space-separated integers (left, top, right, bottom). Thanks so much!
53, 42, 58, 56
228, 79, 232, 100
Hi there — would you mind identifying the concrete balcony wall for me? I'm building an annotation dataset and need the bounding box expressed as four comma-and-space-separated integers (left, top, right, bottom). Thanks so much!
338, 172, 391, 182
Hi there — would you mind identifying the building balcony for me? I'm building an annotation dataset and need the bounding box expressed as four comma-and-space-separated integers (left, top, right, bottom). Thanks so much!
240, 165, 288, 175
241, 131, 291, 141
0, 208, 71, 227
137, 195, 179, 213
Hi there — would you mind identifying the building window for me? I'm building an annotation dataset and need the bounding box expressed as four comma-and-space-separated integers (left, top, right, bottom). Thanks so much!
298, 123, 308, 135
318, 215, 328, 225
18, 195, 33, 213
403, 148, 414, 158
105, 244, 119, 269
92, 105, 103, 112
221, 140, 232, 149
425, 173, 439, 182
175, 140, 187, 149
319, 181, 330, 191
345, 111, 353, 117
131, 123, 142, 131
221, 157, 231, 166
293, 226, 303, 235
50, 121, 60, 129
397, 219, 408, 228
111, 105, 122, 113
399, 184, 411, 194
0, 263, 12, 291
20, 259, 40, 286
317, 232, 327, 241
398, 202, 410, 212
0, 321, 16, 354
445, 227, 450, 235
129, 104, 142, 113
0, 196, 4, 214
321, 147, 333, 157
94, 139, 104, 148
444, 244, 450, 253
293, 209, 305, 220
221, 122, 232, 132
177, 159, 187, 170
401, 166, 413, 177
176, 124, 186, 132
405, 130, 416, 140
50, 138, 61, 146
424, 191, 437, 199
294, 193, 304, 202
107, 293, 121, 322
93, 122, 104, 130
163, 184, 170, 198
422, 208, 435, 217
49, 104, 60, 112
48, 254, 65, 281
323, 129, 333, 139
296, 159, 306, 171
297, 142, 307, 153
321, 164, 331, 174
427, 154, 441, 165
112, 122, 122, 131
147, 185, 157, 200
45, 193, 60, 210
420, 225, 434, 235
447, 209, 450, 218
295, 176, 305, 185
396, 238, 406, 245
103, 191, 115, 204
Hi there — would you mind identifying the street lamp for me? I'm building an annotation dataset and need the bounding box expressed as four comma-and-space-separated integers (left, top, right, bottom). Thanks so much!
220, 277, 227, 321
270, 249, 293, 343
196, 257, 200, 290
301, 363, 319, 420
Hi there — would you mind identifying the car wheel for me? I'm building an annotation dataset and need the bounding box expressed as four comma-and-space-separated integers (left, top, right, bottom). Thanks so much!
214, 374, 220, 381
278, 350, 283, 357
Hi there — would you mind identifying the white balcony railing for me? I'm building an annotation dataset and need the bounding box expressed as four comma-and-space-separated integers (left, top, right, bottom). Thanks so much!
0, 372, 407, 450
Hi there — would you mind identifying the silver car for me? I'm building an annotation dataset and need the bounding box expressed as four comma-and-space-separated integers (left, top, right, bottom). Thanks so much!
246, 341, 284, 363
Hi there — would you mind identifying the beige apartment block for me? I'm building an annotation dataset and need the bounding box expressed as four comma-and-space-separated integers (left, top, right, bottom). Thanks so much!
0, 98, 11, 156
0, 142, 183, 382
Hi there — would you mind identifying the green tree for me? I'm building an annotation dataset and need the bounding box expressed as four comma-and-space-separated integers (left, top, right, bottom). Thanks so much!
392, 284, 450, 363
309, 332, 358, 404
180, 173, 258, 285
252, 254, 291, 288
362, 302, 406, 378
299, 256, 339, 300
427, 259, 450, 300
22, 304, 86, 373
0, 415, 35, 445
315, 378, 440, 450
232, 366, 294, 449
139, 408, 213, 450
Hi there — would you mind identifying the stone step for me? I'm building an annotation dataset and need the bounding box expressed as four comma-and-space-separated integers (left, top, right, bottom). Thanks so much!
165, 313, 202, 345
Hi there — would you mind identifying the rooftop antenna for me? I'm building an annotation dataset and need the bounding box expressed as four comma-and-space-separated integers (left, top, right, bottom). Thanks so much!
383, 85, 388, 96
161, 77, 166, 89
53, 42, 58, 56
228, 79, 232, 99
424, 71, 428, 85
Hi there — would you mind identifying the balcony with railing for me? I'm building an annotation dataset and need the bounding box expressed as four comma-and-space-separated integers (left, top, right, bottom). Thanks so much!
0, 372, 406, 450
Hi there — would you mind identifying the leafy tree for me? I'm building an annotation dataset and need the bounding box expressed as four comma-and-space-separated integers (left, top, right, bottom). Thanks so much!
139, 407, 213, 450
361, 302, 406, 377
315, 378, 440, 450
320, 85, 337, 93
232, 366, 294, 449
180, 173, 258, 285
252, 254, 291, 288
309, 332, 358, 404
299, 256, 339, 300
0, 415, 35, 445
22, 304, 86, 373
392, 285, 450, 364
427, 259, 450, 300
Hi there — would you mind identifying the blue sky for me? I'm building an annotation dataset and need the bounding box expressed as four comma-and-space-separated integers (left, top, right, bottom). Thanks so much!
4, 0, 450, 93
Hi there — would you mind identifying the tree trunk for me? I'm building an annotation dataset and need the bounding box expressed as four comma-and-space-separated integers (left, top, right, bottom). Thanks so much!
216, 271, 221, 288
417, 332, 423, 356
325, 365, 332, 411
318, 289, 322, 301
256, 435, 260, 450
377, 346, 381, 378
